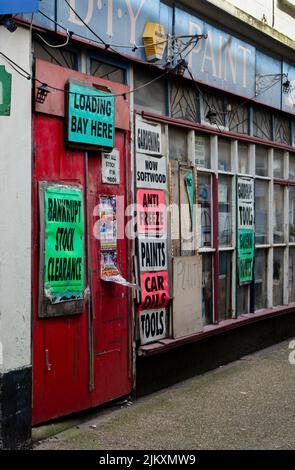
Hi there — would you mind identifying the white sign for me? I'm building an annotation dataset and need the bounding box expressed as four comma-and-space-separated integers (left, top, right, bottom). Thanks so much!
138, 238, 167, 272
102, 148, 120, 185
139, 309, 167, 345
136, 153, 167, 189
195, 134, 205, 167
136, 116, 162, 156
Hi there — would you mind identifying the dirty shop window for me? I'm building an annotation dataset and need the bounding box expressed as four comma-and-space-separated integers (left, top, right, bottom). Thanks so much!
255, 179, 269, 245
34, 40, 79, 70
195, 133, 210, 169
289, 248, 295, 303
255, 146, 269, 177
237, 285, 249, 316
170, 79, 198, 123
218, 138, 231, 172
273, 184, 284, 244
90, 58, 126, 84
218, 175, 232, 247
273, 150, 284, 179
238, 142, 249, 174
198, 173, 212, 247
134, 66, 167, 115
289, 186, 295, 242
254, 249, 268, 310
228, 100, 249, 135
289, 153, 295, 180
274, 115, 291, 146
203, 92, 226, 128
218, 252, 232, 321
169, 127, 188, 162
202, 254, 213, 325
273, 248, 284, 306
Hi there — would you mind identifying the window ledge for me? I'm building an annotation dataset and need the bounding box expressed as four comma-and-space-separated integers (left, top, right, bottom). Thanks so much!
138, 304, 295, 356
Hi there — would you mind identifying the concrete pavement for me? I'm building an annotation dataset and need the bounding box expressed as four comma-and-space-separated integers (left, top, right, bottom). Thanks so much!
34, 340, 295, 450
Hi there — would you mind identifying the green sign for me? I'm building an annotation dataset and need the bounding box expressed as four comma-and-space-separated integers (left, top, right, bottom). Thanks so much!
67, 82, 115, 148
237, 177, 255, 284
44, 186, 84, 303
0, 65, 12, 116
185, 170, 194, 224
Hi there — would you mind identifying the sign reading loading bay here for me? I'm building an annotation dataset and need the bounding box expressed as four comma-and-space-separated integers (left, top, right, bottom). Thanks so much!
67, 82, 115, 148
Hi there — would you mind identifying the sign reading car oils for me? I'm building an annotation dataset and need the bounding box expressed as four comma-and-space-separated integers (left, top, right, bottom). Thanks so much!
139, 309, 167, 345
140, 271, 169, 310
67, 82, 115, 148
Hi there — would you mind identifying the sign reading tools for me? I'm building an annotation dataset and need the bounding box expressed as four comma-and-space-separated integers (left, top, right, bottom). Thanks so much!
67, 82, 115, 148
237, 177, 255, 284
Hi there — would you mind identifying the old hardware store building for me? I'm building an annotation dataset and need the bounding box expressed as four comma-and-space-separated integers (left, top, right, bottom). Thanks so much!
1, 0, 295, 448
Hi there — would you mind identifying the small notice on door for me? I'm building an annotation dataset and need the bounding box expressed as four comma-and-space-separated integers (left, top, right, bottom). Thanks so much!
102, 148, 120, 185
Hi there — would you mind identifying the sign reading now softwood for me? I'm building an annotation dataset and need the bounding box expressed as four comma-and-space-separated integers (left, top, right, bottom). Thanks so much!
67, 82, 115, 148
136, 153, 167, 190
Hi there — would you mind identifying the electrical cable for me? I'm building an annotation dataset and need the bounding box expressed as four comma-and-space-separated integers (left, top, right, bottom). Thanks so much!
35, 29, 71, 48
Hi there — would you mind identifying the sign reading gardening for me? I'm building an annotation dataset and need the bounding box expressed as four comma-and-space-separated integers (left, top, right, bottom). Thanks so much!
45, 186, 84, 303
237, 177, 254, 284
68, 82, 115, 148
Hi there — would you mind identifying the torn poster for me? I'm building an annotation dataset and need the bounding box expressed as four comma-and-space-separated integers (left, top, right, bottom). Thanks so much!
100, 251, 139, 289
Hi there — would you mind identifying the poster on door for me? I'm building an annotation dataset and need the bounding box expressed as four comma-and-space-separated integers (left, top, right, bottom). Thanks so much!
140, 271, 169, 310
100, 251, 138, 288
237, 177, 254, 284
137, 189, 166, 236
44, 185, 84, 304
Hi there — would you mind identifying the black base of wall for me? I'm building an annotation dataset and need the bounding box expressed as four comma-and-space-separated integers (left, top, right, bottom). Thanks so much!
136, 311, 295, 397
0, 366, 32, 450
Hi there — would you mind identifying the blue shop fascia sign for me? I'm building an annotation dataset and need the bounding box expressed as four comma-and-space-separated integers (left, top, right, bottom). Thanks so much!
0, 0, 38, 14
26, 0, 295, 115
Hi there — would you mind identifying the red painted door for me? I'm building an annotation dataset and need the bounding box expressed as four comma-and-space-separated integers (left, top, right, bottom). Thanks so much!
32, 61, 132, 424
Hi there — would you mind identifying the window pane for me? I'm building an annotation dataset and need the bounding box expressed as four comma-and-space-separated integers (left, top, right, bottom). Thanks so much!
273, 248, 284, 306
228, 100, 249, 135
273, 184, 284, 244
253, 107, 272, 140
255, 180, 269, 245
289, 187, 295, 242
274, 116, 291, 145
90, 59, 125, 84
254, 250, 267, 310
34, 41, 78, 70
202, 254, 213, 325
170, 79, 198, 123
289, 153, 295, 180
238, 142, 249, 174
273, 150, 284, 179
218, 176, 232, 246
134, 66, 166, 115
169, 127, 188, 161
219, 252, 232, 320
237, 285, 249, 315
195, 134, 210, 168
198, 174, 212, 247
289, 248, 295, 303
218, 138, 231, 171
255, 146, 269, 176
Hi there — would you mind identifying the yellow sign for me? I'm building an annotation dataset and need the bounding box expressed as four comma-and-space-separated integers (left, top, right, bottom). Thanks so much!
142, 22, 166, 62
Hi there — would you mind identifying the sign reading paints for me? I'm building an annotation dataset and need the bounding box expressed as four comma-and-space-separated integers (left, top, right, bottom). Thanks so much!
139, 309, 167, 345
44, 186, 84, 303
67, 82, 115, 148
139, 238, 167, 272
237, 177, 254, 284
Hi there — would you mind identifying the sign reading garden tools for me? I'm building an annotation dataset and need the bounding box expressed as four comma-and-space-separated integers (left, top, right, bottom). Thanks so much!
44, 186, 84, 303
67, 82, 115, 148
237, 177, 254, 284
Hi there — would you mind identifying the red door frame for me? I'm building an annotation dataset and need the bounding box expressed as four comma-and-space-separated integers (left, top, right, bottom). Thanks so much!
32, 60, 133, 424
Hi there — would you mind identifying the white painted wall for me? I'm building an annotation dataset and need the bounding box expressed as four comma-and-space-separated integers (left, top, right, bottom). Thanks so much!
222, 0, 295, 41
0, 26, 32, 372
